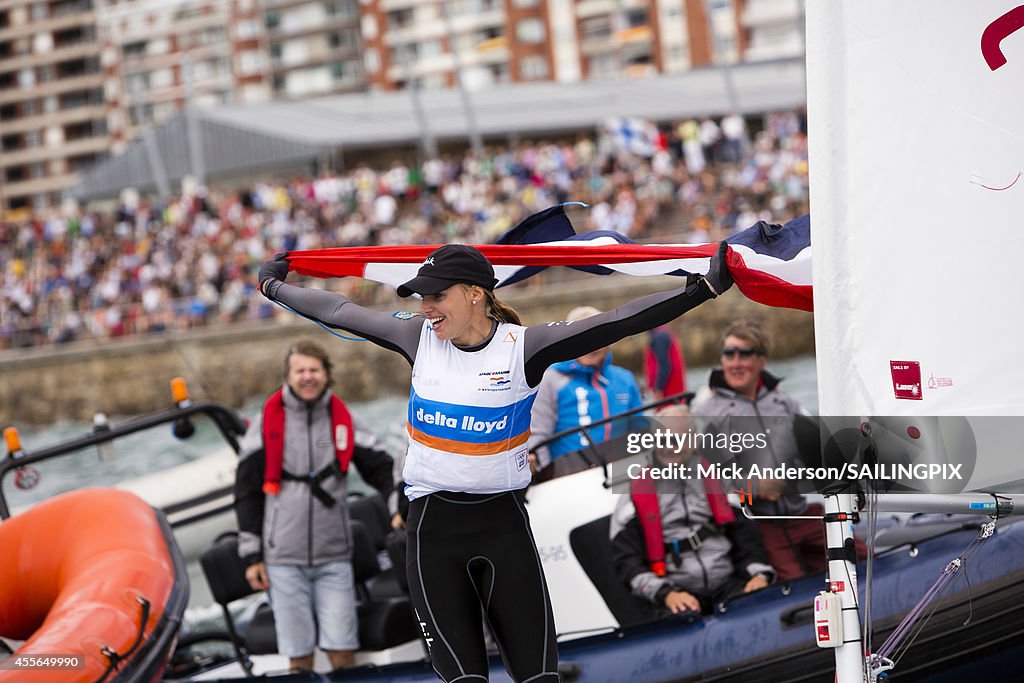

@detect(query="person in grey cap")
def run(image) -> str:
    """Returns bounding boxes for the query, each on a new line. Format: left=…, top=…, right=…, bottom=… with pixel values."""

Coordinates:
left=259, top=240, right=733, bottom=683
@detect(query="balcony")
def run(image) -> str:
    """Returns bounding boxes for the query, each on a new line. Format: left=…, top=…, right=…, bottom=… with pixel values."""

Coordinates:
left=270, top=43, right=362, bottom=72
left=0, top=72, right=104, bottom=104
left=0, top=10, right=96, bottom=42
left=1, top=170, right=85, bottom=200
left=0, top=41, right=100, bottom=73
left=0, top=134, right=110, bottom=167
left=576, top=0, right=617, bottom=19
left=743, top=0, right=802, bottom=27
left=0, top=103, right=106, bottom=134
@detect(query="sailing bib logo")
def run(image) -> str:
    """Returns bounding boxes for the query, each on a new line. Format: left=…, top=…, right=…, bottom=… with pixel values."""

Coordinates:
left=890, top=361, right=923, bottom=400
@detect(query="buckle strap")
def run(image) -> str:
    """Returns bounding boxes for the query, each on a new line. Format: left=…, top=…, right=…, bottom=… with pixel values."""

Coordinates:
left=663, top=522, right=719, bottom=562
left=280, top=465, right=340, bottom=508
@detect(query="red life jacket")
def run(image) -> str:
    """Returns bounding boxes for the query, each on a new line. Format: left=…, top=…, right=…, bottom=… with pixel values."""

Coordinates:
left=630, top=457, right=735, bottom=577
left=261, top=389, right=354, bottom=495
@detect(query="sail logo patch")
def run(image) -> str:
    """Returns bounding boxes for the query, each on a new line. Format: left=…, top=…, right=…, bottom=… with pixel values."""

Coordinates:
left=890, top=361, right=923, bottom=400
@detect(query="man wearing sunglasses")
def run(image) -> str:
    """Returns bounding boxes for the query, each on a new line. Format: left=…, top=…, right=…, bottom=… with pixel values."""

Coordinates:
left=692, top=319, right=824, bottom=581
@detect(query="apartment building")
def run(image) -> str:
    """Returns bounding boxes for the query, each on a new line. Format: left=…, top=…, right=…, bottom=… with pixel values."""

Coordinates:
left=98, top=0, right=271, bottom=154
left=741, top=0, right=804, bottom=62
left=264, top=0, right=366, bottom=99
left=0, top=0, right=108, bottom=214
left=0, top=0, right=802, bottom=213
left=361, top=0, right=765, bottom=90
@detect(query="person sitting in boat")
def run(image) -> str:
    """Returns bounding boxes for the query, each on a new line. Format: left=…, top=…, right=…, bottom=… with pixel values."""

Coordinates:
left=691, top=319, right=861, bottom=581
left=611, top=404, right=775, bottom=616
left=234, top=339, right=396, bottom=673
left=528, top=305, right=644, bottom=470
left=257, top=241, right=733, bottom=683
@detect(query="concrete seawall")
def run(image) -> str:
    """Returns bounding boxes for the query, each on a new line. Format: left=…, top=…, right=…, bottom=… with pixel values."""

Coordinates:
left=0, top=276, right=814, bottom=425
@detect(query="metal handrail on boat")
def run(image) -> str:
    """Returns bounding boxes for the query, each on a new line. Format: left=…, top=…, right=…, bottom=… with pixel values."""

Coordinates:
left=530, top=390, right=693, bottom=485
left=0, top=401, right=248, bottom=520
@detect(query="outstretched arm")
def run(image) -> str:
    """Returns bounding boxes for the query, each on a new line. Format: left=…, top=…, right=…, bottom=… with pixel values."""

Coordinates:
left=259, top=254, right=422, bottom=364
left=523, top=243, right=733, bottom=387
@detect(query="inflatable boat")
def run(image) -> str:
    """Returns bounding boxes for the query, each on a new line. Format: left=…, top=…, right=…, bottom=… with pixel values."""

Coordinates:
left=0, top=488, right=189, bottom=682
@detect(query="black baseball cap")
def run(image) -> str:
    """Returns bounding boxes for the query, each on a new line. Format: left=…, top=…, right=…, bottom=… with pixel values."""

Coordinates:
left=397, top=244, right=499, bottom=298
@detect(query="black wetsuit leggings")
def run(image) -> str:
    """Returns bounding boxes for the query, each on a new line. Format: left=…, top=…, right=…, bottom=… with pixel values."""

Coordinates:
left=406, top=489, right=560, bottom=682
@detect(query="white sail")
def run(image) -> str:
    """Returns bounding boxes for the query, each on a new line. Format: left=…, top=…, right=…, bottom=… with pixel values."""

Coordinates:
left=806, top=2, right=1024, bottom=492
left=807, top=1, right=1024, bottom=419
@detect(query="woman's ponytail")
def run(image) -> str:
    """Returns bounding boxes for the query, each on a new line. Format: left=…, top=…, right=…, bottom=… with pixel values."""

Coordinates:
left=483, top=290, right=521, bottom=325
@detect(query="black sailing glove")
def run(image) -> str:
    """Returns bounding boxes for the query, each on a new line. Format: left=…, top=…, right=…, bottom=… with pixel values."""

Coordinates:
left=258, top=252, right=290, bottom=297
left=703, top=242, right=733, bottom=297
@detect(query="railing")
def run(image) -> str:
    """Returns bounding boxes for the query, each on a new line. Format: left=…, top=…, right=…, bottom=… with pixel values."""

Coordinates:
left=531, top=390, right=693, bottom=485
left=0, top=400, right=248, bottom=519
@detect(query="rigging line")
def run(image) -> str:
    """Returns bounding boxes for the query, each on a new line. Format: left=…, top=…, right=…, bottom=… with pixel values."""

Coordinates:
left=271, top=299, right=368, bottom=342
left=881, top=520, right=995, bottom=664
left=171, top=338, right=213, bottom=400
left=864, top=487, right=877, bottom=656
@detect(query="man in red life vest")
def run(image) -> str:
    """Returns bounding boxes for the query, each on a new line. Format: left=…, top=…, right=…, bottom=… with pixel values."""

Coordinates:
left=611, top=404, right=774, bottom=615
left=234, top=339, right=394, bottom=672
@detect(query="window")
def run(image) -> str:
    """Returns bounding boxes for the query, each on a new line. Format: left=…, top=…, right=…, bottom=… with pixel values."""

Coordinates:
left=388, top=8, right=413, bottom=28
left=624, top=8, right=648, bottom=28
left=516, top=18, right=545, bottom=44
left=6, top=166, right=27, bottom=183
left=60, top=87, right=102, bottom=109
left=123, top=40, right=147, bottom=58
left=198, top=27, right=225, bottom=46
left=519, top=55, right=548, bottom=80
left=69, top=152, right=105, bottom=173
left=325, top=0, right=355, bottom=18
left=1, top=134, right=21, bottom=151
left=125, top=71, right=150, bottom=93
left=420, top=40, right=442, bottom=58
left=65, top=119, right=105, bottom=140
left=237, top=50, right=264, bottom=75
left=363, top=47, right=379, bottom=73
left=235, top=19, right=260, bottom=39
left=150, top=67, right=173, bottom=89
left=581, top=16, right=612, bottom=40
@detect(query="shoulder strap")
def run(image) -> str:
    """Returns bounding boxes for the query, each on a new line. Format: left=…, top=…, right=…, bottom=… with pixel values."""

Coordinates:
left=329, top=394, right=354, bottom=473
left=630, top=471, right=667, bottom=577
left=699, top=456, right=736, bottom=525
left=261, top=389, right=285, bottom=495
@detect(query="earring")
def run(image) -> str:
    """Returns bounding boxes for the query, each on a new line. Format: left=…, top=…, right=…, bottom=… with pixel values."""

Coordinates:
left=473, top=300, right=478, bottom=305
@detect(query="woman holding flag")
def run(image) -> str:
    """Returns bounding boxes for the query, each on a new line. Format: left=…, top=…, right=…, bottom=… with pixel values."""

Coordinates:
left=258, top=239, right=732, bottom=683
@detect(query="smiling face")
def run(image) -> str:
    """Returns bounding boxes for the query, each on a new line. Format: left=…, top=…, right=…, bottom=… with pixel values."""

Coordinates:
left=286, top=352, right=329, bottom=402
left=721, top=334, right=766, bottom=400
left=420, top=283, right=492, bottom=346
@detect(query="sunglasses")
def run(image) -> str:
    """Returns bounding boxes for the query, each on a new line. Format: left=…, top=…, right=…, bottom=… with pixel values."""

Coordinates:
left=722, top=347, right=760, bottom=359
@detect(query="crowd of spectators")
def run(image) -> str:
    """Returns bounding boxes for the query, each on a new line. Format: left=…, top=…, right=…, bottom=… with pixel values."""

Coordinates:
left=0, top=110, right=809, bottom=350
